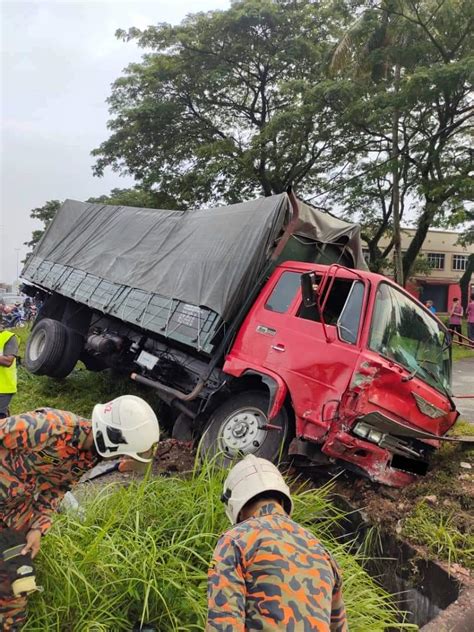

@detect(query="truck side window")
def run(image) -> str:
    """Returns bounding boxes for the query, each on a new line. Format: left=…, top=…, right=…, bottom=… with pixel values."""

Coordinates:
left=265, top=272, right=301, bottom=313
left=297, top=278, right=355, bottom=325
left=337, top=281, right=364, bottom=344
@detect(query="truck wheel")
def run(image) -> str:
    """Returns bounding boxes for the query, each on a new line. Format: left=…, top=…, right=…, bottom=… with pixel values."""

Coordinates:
left=49, top=328, right=84, bottom=378
left=25, top=318, right=67, bottom=375
left=172, top=413, right=194, bottom=442
left=200, top=391, right=289, bottom=465
left=25, top=319, right=82, bottom=378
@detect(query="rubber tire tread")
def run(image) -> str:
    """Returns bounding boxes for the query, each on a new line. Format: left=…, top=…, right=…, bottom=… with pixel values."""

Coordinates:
left=49, top=328, right=84, bottom=378
left=25, top=318, right=68, bottom=376
left=172, top=413, right=194, bottom=442
left=200, top=390, right=289, bottom=466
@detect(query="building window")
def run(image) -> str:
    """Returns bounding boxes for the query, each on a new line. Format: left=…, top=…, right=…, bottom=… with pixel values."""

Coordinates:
left=427, top=253, right=445, bottom=270
left=452, top=254, right=468, bottom=271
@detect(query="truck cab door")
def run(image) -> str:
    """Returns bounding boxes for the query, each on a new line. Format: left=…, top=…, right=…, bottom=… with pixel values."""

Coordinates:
left=264, top=274, right=367, bottom=441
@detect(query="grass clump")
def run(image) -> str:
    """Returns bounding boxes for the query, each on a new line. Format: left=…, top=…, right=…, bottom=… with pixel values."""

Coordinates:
left=402, top=502, right=474, bottom=568
left=400, top=423, right=474, bottom=569
left=25, top=467, right=414, bottom=631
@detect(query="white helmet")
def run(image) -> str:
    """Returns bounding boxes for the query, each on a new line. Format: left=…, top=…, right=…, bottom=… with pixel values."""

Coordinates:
left=92, top=395, right=160, bottom=463
left=221, top=454, right=293, bottom=524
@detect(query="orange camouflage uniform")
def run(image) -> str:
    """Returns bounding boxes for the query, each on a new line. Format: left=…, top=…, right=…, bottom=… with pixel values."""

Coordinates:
left=207, top=502, right=347, bottom=632
left=0, top=408, right=98, bottom=630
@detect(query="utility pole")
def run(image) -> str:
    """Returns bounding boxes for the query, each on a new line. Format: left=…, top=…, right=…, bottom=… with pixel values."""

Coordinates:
left=14, top=248, right=20, bottom=283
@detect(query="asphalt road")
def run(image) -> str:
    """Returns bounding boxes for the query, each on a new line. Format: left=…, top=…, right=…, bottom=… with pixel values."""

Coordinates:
left=452, top=357, right=474, bottom=423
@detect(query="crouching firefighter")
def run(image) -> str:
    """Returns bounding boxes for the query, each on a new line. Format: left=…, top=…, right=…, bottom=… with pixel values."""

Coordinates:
left=0, top=396, right=160, bottom=630
left=207, top=455, right=348, bottom=632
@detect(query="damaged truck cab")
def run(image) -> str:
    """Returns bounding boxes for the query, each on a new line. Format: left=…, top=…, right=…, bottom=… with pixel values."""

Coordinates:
left=222, top=263, right=457, bottom=487
left=21, top=192, right=459, bottom=487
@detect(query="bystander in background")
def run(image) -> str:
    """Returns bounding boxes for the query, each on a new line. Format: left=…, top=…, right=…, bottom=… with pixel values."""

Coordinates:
left=466, top=294, right=474, bottom=344
left=448, top=297, right=463, bottom=343
left=425, top=300, right=437, bottom=314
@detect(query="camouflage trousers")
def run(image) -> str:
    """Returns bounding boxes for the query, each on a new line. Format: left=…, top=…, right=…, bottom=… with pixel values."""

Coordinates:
left=0, top=523, right=28, bottom=631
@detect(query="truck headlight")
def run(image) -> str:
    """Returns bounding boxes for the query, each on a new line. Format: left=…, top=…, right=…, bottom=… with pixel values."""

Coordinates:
left=353, top=422, right=370, bottom=438
left=368, top=429, right=383, bottom=444
left=353, top=422, right=384, bottom=445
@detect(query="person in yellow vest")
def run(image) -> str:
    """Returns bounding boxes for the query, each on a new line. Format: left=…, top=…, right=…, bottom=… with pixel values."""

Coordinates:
left=0, top=326, right=18, bottom=419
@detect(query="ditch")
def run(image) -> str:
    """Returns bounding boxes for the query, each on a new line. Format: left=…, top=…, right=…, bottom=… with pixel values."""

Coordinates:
left=335, top=497, right=473, bottom=631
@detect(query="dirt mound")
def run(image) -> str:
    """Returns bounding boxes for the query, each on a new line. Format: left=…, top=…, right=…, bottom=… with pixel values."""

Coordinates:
left=152, top=439, right=196, bottom=475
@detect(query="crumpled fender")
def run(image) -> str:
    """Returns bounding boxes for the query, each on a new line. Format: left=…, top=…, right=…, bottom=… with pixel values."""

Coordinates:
left=223, top=356, right=288, bottom=420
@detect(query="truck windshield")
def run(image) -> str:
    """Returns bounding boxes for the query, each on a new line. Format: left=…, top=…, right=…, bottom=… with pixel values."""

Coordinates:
left=369, top=283, right=451, bottom=393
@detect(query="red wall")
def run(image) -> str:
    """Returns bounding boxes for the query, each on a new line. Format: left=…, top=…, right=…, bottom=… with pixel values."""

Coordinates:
left=447, top=284, right=461, bottom=306
left=405, top=281, right=420, bottom=299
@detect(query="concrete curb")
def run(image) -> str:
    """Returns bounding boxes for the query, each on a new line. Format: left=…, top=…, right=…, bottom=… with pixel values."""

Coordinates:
left=420, top=586, right=474, bottom=632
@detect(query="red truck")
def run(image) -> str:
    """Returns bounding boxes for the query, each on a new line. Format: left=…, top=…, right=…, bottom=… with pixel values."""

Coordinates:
left=22, top=191, right=459, bottom=486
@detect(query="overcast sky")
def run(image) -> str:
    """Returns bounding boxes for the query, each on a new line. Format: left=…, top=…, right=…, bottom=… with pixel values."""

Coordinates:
left=0, top=0, right=229, bottom=283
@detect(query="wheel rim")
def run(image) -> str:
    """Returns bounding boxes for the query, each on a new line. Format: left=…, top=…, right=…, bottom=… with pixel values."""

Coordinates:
left=218, top=407, right=268, bottom=457
left=29, top=330, right=46, bottom=361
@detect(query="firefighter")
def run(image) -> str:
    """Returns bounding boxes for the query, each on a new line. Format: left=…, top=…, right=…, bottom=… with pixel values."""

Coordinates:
left=0, top=396, right=160, bottom=630
left=207, top=454, right=347, bottom=632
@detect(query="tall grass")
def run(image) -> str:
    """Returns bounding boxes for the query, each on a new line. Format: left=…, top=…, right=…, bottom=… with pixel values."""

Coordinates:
left=24, top=466, right=416, bottom=632
left=403, top=502, right=474, bottom=568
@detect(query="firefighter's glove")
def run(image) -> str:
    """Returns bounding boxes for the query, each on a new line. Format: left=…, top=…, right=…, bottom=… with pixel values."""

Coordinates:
left=0, top=530, right=39, bottom=597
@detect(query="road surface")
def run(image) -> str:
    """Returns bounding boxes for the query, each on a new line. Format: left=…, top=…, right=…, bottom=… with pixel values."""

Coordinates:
left=452, top=357, right=474, bottom=423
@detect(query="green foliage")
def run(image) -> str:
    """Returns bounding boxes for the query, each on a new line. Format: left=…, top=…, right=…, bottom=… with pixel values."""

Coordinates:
left=402, top=502, right=474, bottom=567
left=86, top=187, right=180, bottom=210
left=92, top=0, right=354, bottom=206
left=328, top=0, right=473, bottom=280
left=24, top=470, right=415, bottom=631
left=24, top=200, right=62, bottom=255
left=28, top=2, right=472, bottom=273
left=400, top=417, right=474, bottom=569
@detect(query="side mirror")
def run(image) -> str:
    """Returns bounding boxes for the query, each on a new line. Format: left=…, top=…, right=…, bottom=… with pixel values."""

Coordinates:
left=301, top=272, right=318, bottom=307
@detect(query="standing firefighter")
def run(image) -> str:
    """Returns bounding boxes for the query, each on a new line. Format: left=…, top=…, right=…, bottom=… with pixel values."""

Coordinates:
left=0, top=327, right=18, bottom=420
left=207, top=455, right=347, bottom=632
left=0, top=396, right=160, bottom=630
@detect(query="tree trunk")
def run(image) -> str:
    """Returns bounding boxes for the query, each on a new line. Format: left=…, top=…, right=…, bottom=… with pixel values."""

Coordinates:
left=391, top=63, right=403, bottom=286
left=460, top=253, right=474, bottom=310
left=402, top=199, right=438, bottom=281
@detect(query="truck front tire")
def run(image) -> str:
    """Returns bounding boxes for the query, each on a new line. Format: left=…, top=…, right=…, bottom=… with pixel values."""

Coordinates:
left=25, top=318, right=83, bottom=378
left=199, top=391, right=289, bottom=465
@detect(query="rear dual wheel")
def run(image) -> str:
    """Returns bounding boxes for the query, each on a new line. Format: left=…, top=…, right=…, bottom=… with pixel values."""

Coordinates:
left=25, top=318, right=83, bottom=378
left=199, top=391, right=289, bottom=465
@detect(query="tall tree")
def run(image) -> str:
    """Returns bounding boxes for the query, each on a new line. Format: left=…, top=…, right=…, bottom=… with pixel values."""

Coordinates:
left=92, top=0, right=354, bottom=207
left=24, top=200, right=62, bottom=256
left=329, top=0, right=473, bottom=284
left=86, top=187, right=177, bottom=209
left=456, top=208, right=474, bottom=308
left=330, top=0, right=408, bottom=283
